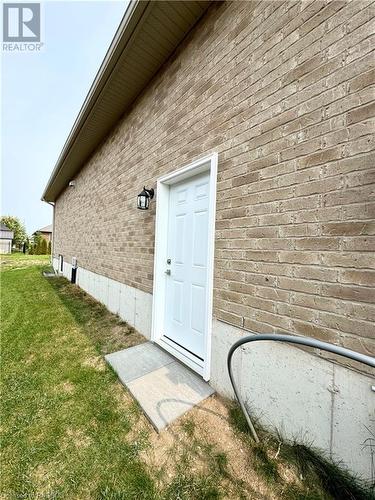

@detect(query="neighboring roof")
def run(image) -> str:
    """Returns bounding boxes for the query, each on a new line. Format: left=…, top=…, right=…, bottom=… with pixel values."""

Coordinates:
left=42, top=0, right=211, bottom=202
left=0, top=223, right=13, bottom=232
left=0, top=223, right=14, bottom=239
left=36, top=224, right=53, bottom=233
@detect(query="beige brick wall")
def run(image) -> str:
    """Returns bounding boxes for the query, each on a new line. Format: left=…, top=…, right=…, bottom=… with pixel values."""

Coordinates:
left=54, top=0, right=375, bottom=360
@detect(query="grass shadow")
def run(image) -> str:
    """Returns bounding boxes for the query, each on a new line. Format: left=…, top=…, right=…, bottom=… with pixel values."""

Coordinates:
left=44, top=273, right=146, bottom=356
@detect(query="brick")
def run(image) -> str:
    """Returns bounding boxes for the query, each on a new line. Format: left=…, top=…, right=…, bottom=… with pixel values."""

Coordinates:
left=320, top=252, right=375, bottom=269
left=295, top=177, right=343, bottom=197
left=251, top=186, right=294, bottom=204
left=342, top=335, right=375, bottom=357
left=291, top=320, right=341, bottom=345
left=232, top=171, right=260, bottom=187
left=322, top=284, right=375, bottom=303
left=280, top=195, right=320, bottom=213
left=291, top=292, right=343, bottom=315
left=252, top=309, right=291, bottom=330
left=347, top=102, right=375, bottom=125
left=256, top=237, right=294, bottom=250
left=220, top=207, right=247, bottom=219
left=242, top=295, right=276, bottom=313
left=348, top=118, right=375, bottom=141
left=278, top=276, right=321, bottom=295
left=228, top=281, right=257, bottom=295
left=321, top=222, right=375, bottom=236
left=294, top=237, right=340, bottom=251
left=293, top=265, right=338, bottom=283
left=282, top=54, right=326, bottom=85
left=245, top=251, right=278, bottom=262
left=318, top=312, right=375, bottom=339
left=349, top=68, right=375, bottom=93
left=278, top=303, right=317, bottom=323
left=279, top=224, right=319, bottom=237
left=297, top=146, right=343, bottom=169
left=216, top=309, right=243, bottom=328
left=343, top=201, right=375, bottom=220
left=278, top=251, right=320, bottom=265
left=339, top=270, right=375, bottom=287
left=320, top=152, right=375, bottom=177
left=256, top=286, right=290, bottom=303
left=345, top=168, right=375, bottom=188
left=323, top=185, right=375, bottom=207
left=278, top=166, right=320, bottom=188
left=246, top=227, right=278, bottom=238
left=342, top=236, right=375, bottom=252
left=258, top=212, right=294, bottom=226
left=243, top=317, right=274, bottom=334
left=281, top=138, right=322, bottom=162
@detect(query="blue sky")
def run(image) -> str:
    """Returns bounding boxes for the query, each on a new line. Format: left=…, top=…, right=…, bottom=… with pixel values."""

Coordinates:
left=2, top=1, right=128, bottom=234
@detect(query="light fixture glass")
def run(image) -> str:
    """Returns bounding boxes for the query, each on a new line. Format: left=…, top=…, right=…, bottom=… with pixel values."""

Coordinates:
left=137, top=187, right=154, bottom=210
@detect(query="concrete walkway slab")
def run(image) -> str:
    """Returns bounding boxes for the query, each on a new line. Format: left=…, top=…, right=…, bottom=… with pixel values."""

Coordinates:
left=105, top=342, right=214, bottom=431
left=105, top=342, right=174, bottom=384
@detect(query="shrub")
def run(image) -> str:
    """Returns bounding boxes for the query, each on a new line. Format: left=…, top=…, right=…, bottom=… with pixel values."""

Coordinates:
left=41, top=239, right=47, bottom=255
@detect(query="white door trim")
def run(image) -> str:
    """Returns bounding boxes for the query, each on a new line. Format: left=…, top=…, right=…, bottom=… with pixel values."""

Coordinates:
left=151, top=153, right=218, bottom=381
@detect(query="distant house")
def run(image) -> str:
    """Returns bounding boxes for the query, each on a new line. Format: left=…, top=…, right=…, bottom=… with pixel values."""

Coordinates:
left=34, top=224, right=53, bottom=243
left=0, top=223, right=14, bottom=254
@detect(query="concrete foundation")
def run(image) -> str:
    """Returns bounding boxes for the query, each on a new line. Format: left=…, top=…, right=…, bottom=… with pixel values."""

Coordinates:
left=51, top=258, right=374, bottom=481
left=210, top=319, right=374, bottom=482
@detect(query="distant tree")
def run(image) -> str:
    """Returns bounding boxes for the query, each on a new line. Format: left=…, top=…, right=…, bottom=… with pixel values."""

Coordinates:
left=29, top=246, right=34, bottom=255
left=41, top=239, right=48, bottom=255
left=0, top=216, right=27, bottom=248
left=32, top=234, right=42, bottom=255
left=47, top=241, right=52, bottom=254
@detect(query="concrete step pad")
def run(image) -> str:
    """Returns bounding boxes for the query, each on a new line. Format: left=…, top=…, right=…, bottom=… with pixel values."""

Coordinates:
left=105, top=342, right=214, bottom=431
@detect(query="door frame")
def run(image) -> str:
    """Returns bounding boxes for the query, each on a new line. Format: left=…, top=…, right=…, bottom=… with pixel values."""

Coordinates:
left=151, top=152, right=218, bottom=381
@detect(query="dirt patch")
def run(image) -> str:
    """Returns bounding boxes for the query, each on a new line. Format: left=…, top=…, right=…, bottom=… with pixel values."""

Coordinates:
left=142, top=395, right=280, bottom=498
left=25, top=353, right=36, bottom=365
left=64, top=428, right=92, bottom=449
left=31, top=462, right=62, bottom=498
left=99, top=322, right=145, bottom=355
left=82, top=355, right=106, bottom=372
left=54, top=381, right=75, bottom=395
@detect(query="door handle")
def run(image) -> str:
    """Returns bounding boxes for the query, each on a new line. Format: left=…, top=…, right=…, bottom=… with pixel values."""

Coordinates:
left=165, top=269, right=171, bottom=275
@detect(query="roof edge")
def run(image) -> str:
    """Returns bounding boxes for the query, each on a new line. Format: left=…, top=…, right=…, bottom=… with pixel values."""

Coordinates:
left=41, top=0, right=149, bottom=202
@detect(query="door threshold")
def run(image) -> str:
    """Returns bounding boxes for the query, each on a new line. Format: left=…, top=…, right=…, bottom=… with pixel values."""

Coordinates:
left=156, top=336, right=204, bottom=377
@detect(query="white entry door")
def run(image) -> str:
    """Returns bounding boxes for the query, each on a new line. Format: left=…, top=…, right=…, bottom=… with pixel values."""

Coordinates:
left=163, top=171, right=210, bottom=360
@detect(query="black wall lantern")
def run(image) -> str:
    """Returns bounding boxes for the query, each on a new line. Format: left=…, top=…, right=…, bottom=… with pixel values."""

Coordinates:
left=137, top=187, right=154, bottom=210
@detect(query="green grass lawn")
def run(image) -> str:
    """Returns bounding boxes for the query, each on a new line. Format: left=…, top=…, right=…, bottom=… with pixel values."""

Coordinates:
left=1, top=256, right=155, bottom=499
left=1, top=255, right=371, bottom=500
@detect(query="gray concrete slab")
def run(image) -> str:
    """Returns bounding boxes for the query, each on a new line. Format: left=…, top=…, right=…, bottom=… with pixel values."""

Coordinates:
left=105, top=342, right=215, bottom=431
left=105, top=342, right=174, bottom=384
